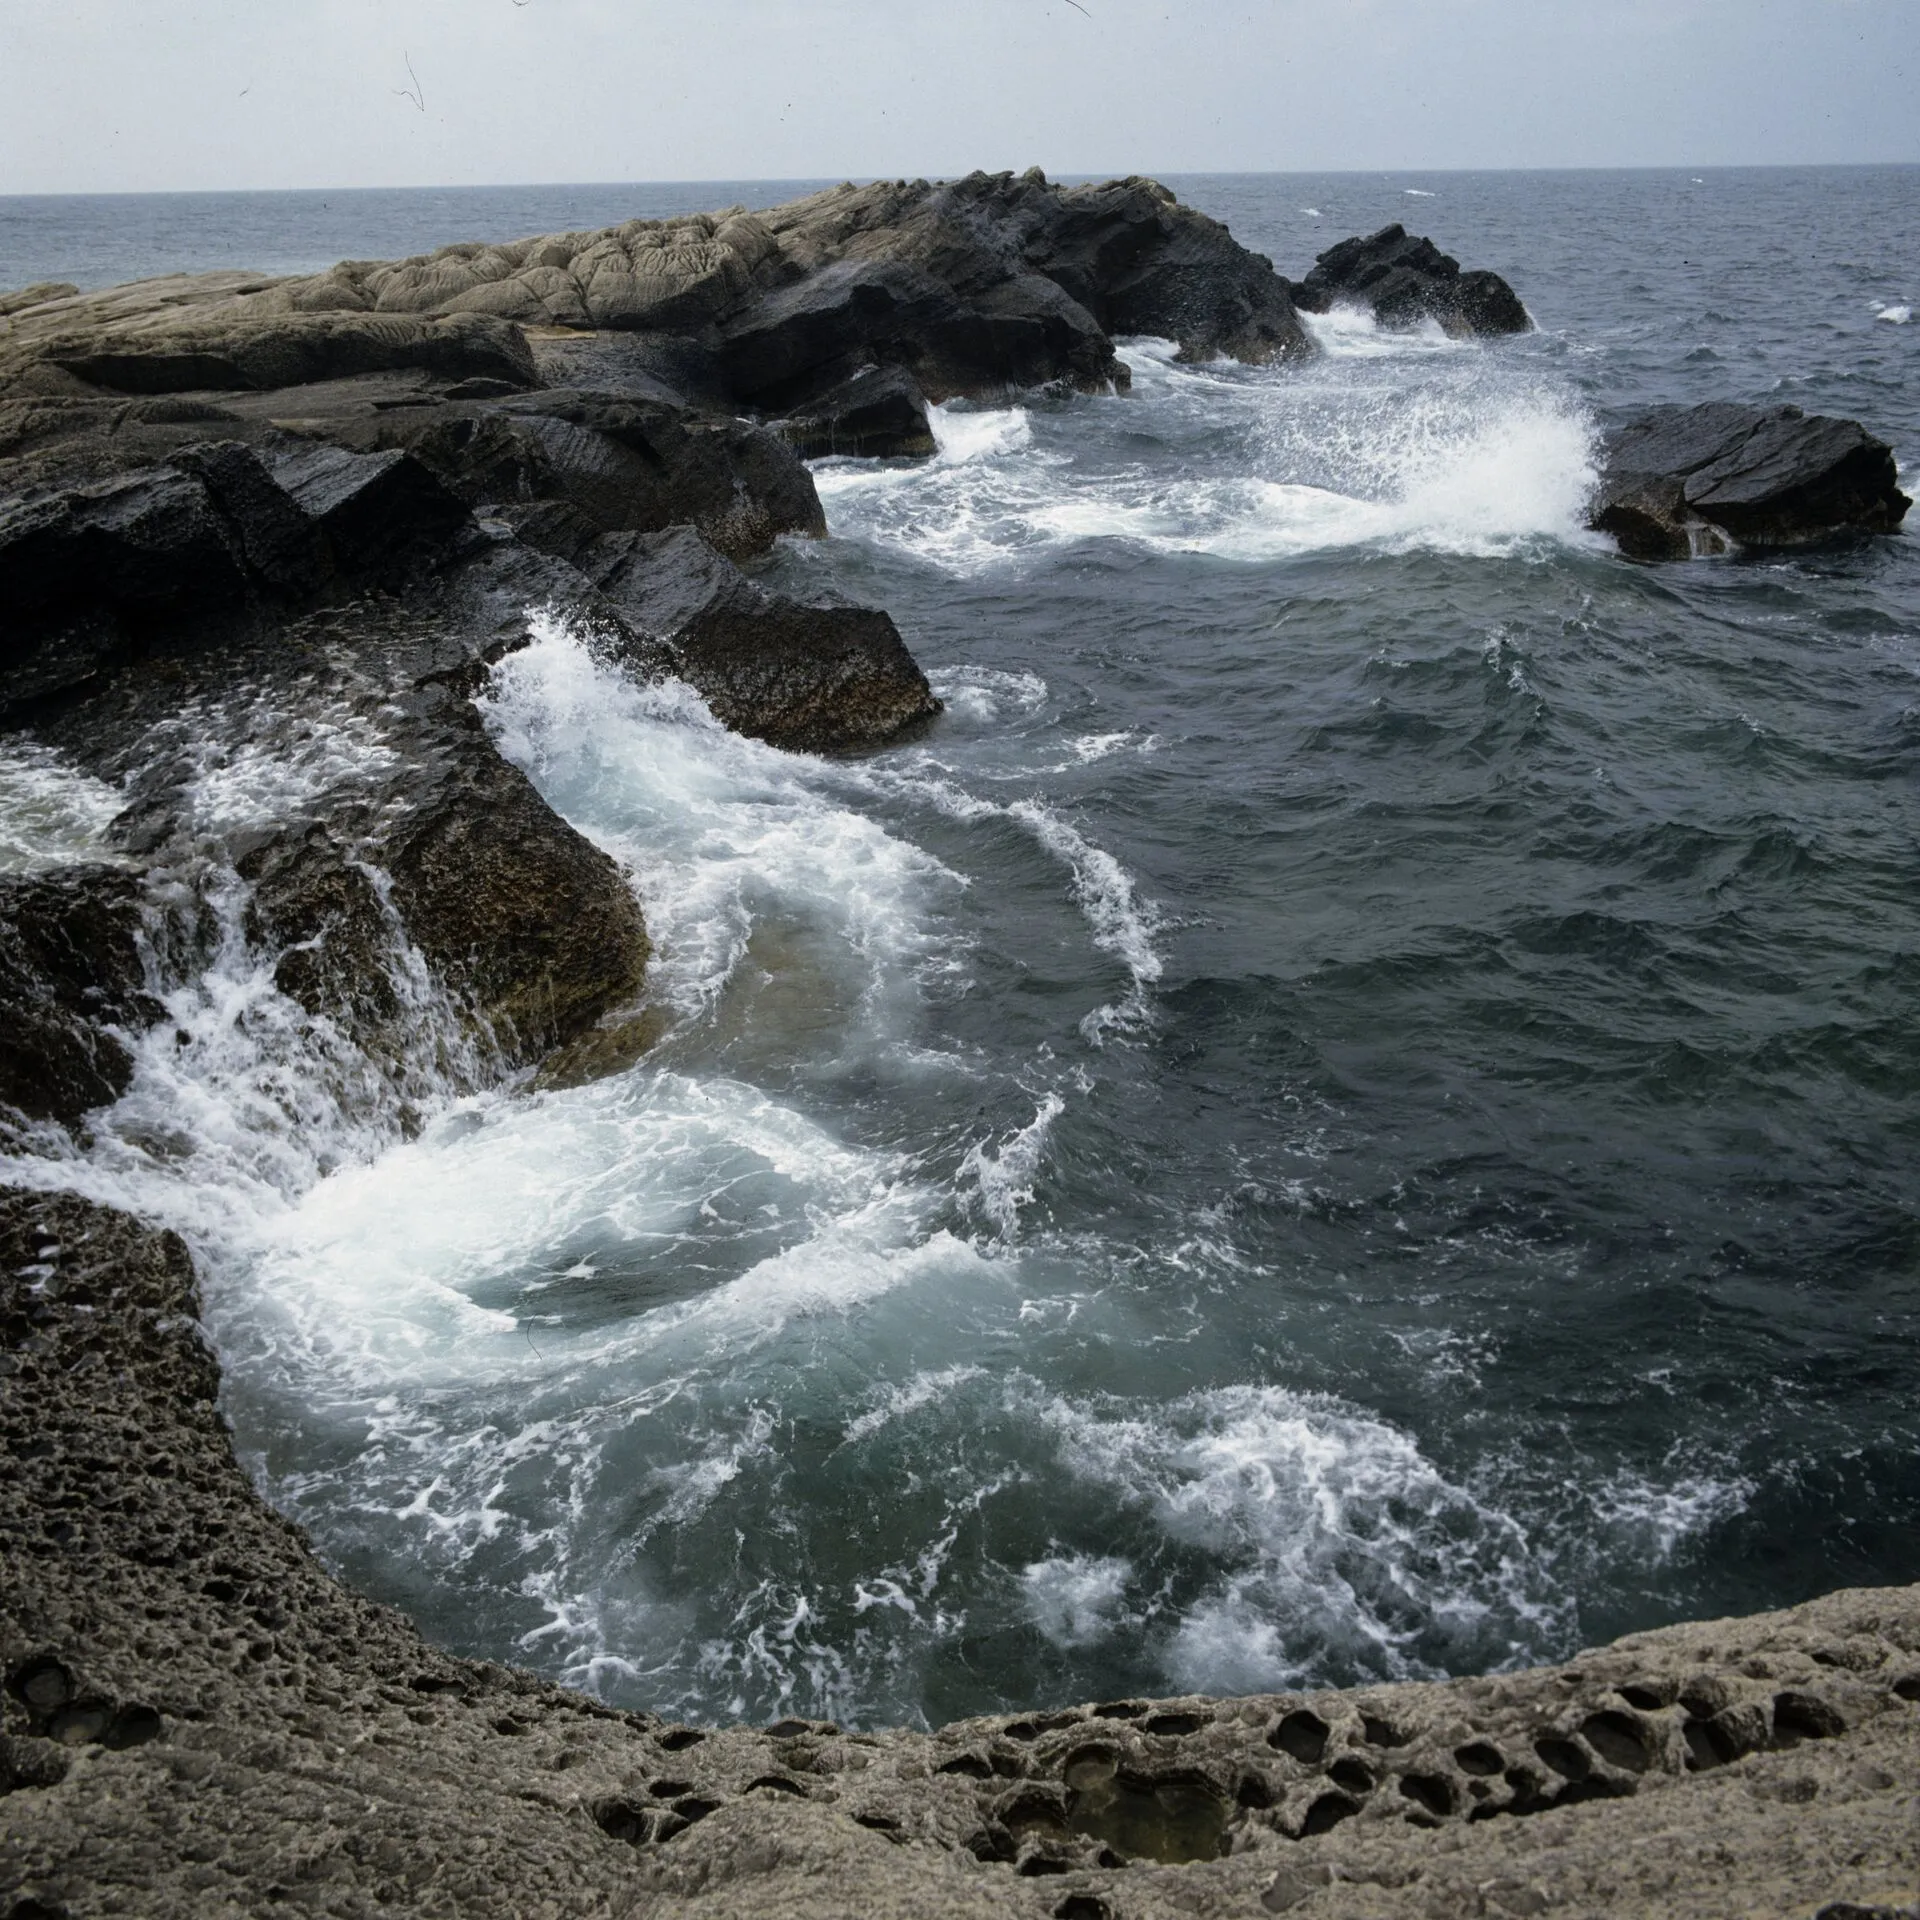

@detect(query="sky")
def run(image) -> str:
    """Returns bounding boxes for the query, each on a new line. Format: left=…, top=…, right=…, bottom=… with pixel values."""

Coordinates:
left=0, top=0, right=1915, bottom=196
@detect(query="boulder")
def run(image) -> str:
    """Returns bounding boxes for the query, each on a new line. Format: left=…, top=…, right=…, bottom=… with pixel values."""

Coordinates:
left=778, top=364, right=937, bottom=460
left=1589, top=402, right=1911, bottom=559
left=1289, top=225, right=1529, bottom=336
left=587, top=525, right=941, bottom=753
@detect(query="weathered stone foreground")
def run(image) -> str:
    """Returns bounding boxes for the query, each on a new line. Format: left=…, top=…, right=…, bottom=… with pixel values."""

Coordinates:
left=3, top=1183, right=1916, bottom=1918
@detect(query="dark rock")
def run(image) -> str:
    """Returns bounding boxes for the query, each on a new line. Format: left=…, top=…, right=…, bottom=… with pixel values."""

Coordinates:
left=1289, top=225, right=1529, bottom=336
left=167, top=440, right=332, bottom=595
left=588, top=525, right=940, bottom=753
left=714, top=256, right=1119, bottom=411
left=0, top=866, right=154, bottom=1132
left=269, top=443, right=473, bottom=577
left=777, top=365, right=937, bottom=460
left=1589, top=402, right=1911, bottom=559
left=0, top=467, right=247, bottom=629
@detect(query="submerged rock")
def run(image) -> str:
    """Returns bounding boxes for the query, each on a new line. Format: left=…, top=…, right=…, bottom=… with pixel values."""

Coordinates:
left=1289, top=225, right=1529, bottom=336
left=588, top=524, right=941, bottom=753
left=1590, top=401, right=1911, bottom=559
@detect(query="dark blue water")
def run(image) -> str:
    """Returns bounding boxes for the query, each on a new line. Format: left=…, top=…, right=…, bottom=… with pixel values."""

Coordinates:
left=7, top=170, right=1916, bottom=1731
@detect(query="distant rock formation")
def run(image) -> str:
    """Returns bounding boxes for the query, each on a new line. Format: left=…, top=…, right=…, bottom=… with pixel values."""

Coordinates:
left=1288, top=225, right=1530, bottom=336
left=1589, top=401, right=1911, bottom=559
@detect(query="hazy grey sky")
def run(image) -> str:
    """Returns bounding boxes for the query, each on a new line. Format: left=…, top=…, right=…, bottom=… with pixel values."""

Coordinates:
left=1, top=0, right=1914, bottom=196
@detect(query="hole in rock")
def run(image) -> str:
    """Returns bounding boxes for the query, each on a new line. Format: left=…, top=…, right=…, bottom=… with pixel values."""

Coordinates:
left=1062, top=1748, right=1119, bottom=1794
left=1067, top=1769, right=1231, bottom=1865
left=1054, top=1898, right=1111, bottom=1920
left=102, top=1705, right=162, bottom=1750
left=591, top=1798, right=649, bottom=1844
left=765, top=1719, right=813, bottom=1738
left=1771, top=1692, right=1846, bottom=1744
left=1018, top=1855, right=1072, bottom=1877
left=1893, top=1676, right=1920, bottom=1703
left=1003, top=1791, right=1071, bottom=1836
left=968, top=1828, right=1017, bottom=1863
left=658, top=1727, right=705, bottom=1752
left=1360, top=1715, right=1408, bottom=1748
left=1143, top=1712, right=1204, bottom=1737
left=1004, top=1722, right=1041, bottom=1742
left=853, top=1813, right=902, bottom=1833
left=1399, top=1773, right=1455, bottom=1818
left=1327, top=1759, right=1373, bottom=1795
left=1236, top=1773, right=1278, bottom=1810
left=671, top=1797, right=720, bottom=1824
left=9, top=1660, right=73, bottom=1715
left=745, top=1774, right=806, bottom=1796
left=1269, top=1711, right=1330, bottom=1765
left=1093, top=1702, right=1144, bottom=1720
left=1617, top=1684, right=1670, bottom=1710
left=1580, top=1711, right=1652, bottom=1773
left=1682, top=1717, right=1741, bottom=1770
left=1455, top=1742, right=1504, bottom=1776
left=937, top=1753, right=995, bottom=1779
left=1299, top=1792, right=1360, bottom=1837
left=648, top=1780, right=694, bottom=1800
left=47, top=1702, right=112, bottom=1746
left=1533, top=1738, right=1590, bottom=1782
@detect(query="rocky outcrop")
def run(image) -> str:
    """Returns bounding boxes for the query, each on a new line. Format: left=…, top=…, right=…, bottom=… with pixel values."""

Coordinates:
left=584, top=525, right=941, bottom=753
left=1588, top=402, right=1912, bottom=559
left=1, top=172, right=1313, bottom=446
left=777, top=365, right=938, bottom=460
left=3, top=1181, right=1918, bottom=1919
left=1288, top=226, right=1529, bottom=336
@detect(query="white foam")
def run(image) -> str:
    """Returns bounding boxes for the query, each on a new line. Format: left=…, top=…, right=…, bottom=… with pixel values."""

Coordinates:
left=1404, top=188, right=1436, bottom=197
left=0, top=742, right=126, bottom=873
left=961, top=1093, right=1065, bottom=1239
left=1037, top=1383, right=1562, bottom=1692
left=1591, top=1470, right=1753, bottom=1562
left=929, top=402, right=1034, bottom=465
left=1875, top=304, right=1911, bottom=325
left=480, top=612, right=964, bottom=1030
left=1021, top=1553, right=1132, bottom=1648
left=817, top=332, right=1601, bottom=572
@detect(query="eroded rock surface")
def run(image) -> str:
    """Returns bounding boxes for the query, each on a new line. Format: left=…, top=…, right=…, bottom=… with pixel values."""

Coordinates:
left=2, top=1186, right=1917, bottom=1919
left=1588, top=402, right=1912, bottom=559
left=1288, top=225, right=1529, bottom=336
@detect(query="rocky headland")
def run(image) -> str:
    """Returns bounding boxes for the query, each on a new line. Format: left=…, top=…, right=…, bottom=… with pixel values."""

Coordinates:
left=1, top=173, right=1916, bottom=1917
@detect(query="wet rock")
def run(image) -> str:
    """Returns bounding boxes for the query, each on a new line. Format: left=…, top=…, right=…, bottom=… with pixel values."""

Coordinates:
left=777, top=364, right=938, bottom=460
left=1288, top=224, right=1529, bottom=336
left=1589, top=401, right=1911, bottom=558
left=269, top=442, right=472, bottom=577
left=0, top=866, right=154, bottom=1131
left=587, top=525, right=941, bottom=753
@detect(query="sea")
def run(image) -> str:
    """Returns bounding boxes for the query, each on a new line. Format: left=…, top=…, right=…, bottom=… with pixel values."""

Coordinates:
left=2, top=168, right=1916, bottom=1731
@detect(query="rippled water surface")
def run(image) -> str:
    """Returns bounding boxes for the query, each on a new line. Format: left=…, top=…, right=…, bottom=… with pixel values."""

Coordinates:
left=5, top=170, right=1917, bottom=1729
